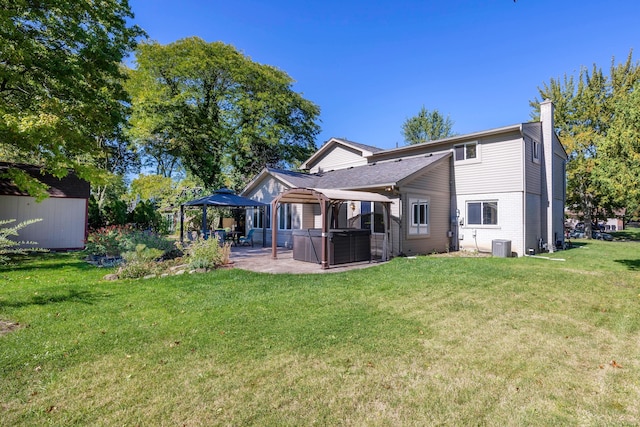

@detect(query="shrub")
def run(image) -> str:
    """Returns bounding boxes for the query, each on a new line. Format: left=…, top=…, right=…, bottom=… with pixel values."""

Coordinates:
left=85, top=226, right=175, bottom=258
left=118, top=244, right=165, bottom=279
left=0, top=218, right=47, bottom=265
left=85, top=225, right=132, bottom=257
left=187, top=237, right=231, bottom=270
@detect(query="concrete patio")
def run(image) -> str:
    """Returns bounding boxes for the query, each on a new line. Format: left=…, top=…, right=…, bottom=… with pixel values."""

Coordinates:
left=229, top=245, right=385, bottom=274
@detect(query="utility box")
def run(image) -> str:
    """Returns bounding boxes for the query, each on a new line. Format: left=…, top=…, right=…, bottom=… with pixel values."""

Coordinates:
left=492, top=239, right=512, bottom=257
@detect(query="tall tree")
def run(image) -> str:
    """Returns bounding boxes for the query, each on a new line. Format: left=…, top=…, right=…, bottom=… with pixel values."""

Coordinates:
left=530, top=51, right=640, bottom=235
left=0, top=0, right=144, bottom=197
left=127, top=37, right=321, bottom=191
left=402, top=106, right=455, bottom=145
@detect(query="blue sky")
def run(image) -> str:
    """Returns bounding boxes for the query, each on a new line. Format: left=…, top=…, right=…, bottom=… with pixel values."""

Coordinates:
left=128, top=0, right=640, bottom=150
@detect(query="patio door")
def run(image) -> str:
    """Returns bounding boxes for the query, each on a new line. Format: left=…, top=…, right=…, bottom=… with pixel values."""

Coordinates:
left=361, top=201, right=385, bottom=259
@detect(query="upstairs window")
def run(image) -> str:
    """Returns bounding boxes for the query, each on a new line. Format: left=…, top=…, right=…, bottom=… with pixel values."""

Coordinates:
left=454, top=142, right=477, bottom=161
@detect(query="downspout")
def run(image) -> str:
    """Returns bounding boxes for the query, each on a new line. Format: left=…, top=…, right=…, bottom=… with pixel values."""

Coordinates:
left=271, top=199, right=278, bottom=259
left=522, top=130, right=527, bottom=256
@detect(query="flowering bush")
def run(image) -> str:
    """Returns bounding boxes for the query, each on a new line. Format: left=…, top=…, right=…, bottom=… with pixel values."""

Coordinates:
left=85, top=225, right=132, bottom=257
left=85, top=226, right=175, bottom=257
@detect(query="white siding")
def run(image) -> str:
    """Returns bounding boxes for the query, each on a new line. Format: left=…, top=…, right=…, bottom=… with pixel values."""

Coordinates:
left=308, top=145, right=368, bottom=173
left=454, top=135, right=523, bottom=195
left=458, top=192, right=524, bottom=256
left=0, top=195, right=86, bottom=249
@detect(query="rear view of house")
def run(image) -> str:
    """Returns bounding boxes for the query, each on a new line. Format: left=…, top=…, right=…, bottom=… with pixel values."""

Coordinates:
left=243, top=100, right=567, bottom=258
left=0, top=163, right=90, bottom=250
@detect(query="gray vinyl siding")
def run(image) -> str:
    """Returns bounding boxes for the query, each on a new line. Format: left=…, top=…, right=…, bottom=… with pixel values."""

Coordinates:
left=308, top=145, right=368, bottom=173
left=525, top=193, right=542, bottom=253
left=522, top=123, right=543, bottom=195
left=454, top=134, right=523, bottom=195
left=400, top=159, right=451, bottom=255
left=553, top=151, right=566, bottom=199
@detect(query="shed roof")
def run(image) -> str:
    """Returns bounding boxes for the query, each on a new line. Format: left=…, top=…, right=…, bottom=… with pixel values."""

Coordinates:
left=0, top=163, right=90, bottom=198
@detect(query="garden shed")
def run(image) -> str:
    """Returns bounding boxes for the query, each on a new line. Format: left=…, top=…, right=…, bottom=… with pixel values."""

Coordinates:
left=0, top=163, right=90, bottom=250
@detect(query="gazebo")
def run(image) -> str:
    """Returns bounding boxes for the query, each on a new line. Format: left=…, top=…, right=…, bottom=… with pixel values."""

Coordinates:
left=180, top=188, right=267, bottom=244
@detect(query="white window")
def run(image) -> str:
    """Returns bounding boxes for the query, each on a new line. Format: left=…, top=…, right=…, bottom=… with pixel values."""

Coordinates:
left=467, top=201, right=498, bottom=225
left=360, top=202, right=385, bottom=233
left=252, top=205, right=271, bottom=229
left=278, top=204, right=292, bottom=230
left=408, top=197, right=429, bottom=235
left=454, top=142, right=477, bottom=161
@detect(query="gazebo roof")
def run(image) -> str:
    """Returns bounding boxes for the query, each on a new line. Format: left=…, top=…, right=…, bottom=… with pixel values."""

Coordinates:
left=183, top=188, right=266, bottom=208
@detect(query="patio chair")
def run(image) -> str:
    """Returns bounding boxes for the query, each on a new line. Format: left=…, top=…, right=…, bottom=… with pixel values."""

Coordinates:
left=238, top=229, right=255, bottom=247
left=213, top=230, right=227, bottom=244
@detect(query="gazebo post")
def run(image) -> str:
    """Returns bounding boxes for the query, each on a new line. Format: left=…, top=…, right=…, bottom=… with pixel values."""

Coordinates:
left=180, top=204, right=184, bottom=243
left=321, top=199, right=329, bottom=269
left=202, top=205, right=207, bottom=239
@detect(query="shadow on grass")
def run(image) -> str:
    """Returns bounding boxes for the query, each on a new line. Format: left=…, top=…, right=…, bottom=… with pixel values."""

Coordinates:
left=563, top=241, right=589, bottom=250
left=614, top=259, right=640, bottom=271
left=611, top=231, right=640, bottom=242
left=0, top=252, right=94, bottom=273
left=0, top=288, right=110, bottom=308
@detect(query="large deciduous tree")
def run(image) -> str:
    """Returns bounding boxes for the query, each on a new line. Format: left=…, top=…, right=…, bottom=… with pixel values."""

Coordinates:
left=0, top=0, right=144, bottom=198
left=530, top=51, right=640, bottom=236
left=127, top=37, right=321, bottom=191
left=402, top=106, right=455, bottom=145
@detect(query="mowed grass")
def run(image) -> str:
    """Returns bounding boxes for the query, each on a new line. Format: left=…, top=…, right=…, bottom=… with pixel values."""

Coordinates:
left=1, top=238, right=639, bottom=426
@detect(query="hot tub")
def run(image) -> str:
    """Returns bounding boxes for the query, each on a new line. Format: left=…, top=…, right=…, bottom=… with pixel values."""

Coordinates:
left=292, top=229, right=371, bottom=265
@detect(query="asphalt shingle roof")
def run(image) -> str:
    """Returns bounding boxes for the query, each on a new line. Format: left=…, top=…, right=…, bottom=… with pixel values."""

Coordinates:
left=269, top=152, right=449, bottom=191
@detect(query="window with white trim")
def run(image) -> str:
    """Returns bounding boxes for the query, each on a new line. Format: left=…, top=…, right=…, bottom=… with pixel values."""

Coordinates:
left=252, top=205, right=271, bottom=229
left=278, top=204, right=292, bottom=230
left=408, top=197, right=429, bottom=235
left=454, top=142, right=477, bottom=161
left=467, top=201, right=498, bottom=225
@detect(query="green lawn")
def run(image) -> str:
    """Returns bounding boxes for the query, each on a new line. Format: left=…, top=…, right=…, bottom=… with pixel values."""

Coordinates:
left=1, top=239, right=639, bottom=426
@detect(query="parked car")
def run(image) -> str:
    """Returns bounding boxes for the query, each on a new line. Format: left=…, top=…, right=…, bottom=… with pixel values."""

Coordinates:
left=569, top=229, right=585, bottom=239
left=593, top=231, right=613, bottom=241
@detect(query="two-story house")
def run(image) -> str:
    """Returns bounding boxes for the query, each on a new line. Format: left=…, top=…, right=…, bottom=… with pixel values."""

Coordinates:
left=242, top=100, right=567, bottom=259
